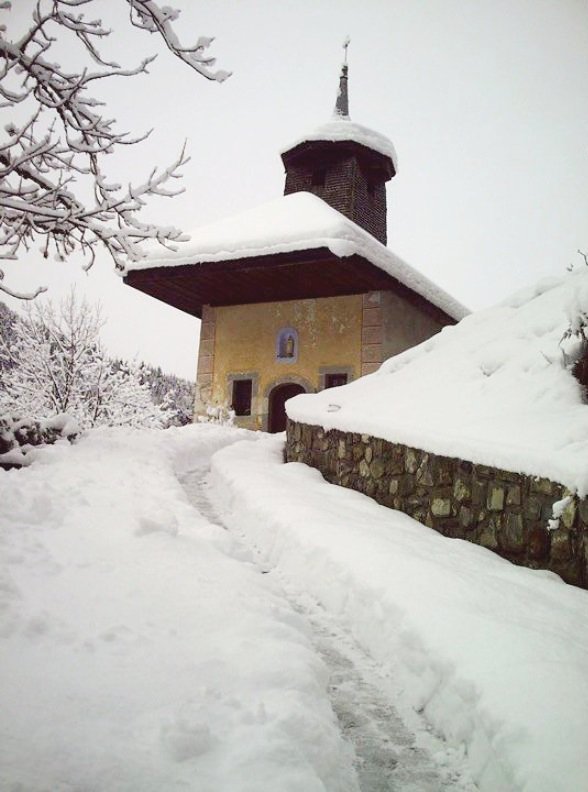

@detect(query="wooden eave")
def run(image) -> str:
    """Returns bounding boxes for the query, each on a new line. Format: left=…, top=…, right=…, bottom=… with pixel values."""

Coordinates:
left=124, top=247, right=455, bottom=326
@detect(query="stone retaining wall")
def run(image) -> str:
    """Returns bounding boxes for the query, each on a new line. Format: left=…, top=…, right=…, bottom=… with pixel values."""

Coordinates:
left=285, top=420, right=588, bottom=588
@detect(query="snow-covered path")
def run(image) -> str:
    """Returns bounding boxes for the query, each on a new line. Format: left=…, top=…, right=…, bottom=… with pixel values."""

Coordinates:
left=180, top=463, right=477, bottom=792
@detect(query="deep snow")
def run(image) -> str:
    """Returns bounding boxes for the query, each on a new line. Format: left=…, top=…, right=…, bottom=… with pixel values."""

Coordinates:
left=3, top=424, right=588, bottom=792
left=210, top=434, right=588, bottom=792
left=288, top=267, right=588, bottom=494
left=0, top=426, right=358, bottom=792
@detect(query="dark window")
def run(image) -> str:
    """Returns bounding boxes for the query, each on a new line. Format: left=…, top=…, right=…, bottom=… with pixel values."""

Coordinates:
left=232, top=379, right=252, bottom=416
left=311, top=168, right=326, bottom=187
left=325, top=373, right=348, bottom=389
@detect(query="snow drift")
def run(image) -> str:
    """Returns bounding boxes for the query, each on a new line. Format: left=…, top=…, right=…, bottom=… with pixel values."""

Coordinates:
left=211, top=435, right=588, bottom=792
left=0, top=425, right=358, bottom=792
left=288, top=267, right=588, bottom=494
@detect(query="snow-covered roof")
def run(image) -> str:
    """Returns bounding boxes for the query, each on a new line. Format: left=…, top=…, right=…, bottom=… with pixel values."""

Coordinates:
left=287, top=268, right=588, bottom=494
left=126, top=192, right=467, bottom=321
left=282, top=116, right=398, bottom=172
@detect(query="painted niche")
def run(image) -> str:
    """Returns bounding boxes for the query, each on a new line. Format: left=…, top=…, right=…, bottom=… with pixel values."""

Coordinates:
left=276, top=327, right=298, bottom=363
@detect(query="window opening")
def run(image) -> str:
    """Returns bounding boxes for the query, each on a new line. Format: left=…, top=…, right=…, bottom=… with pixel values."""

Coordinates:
left=232, top=379, right=252, bottom=416
left=325, top=373, right=348, bottom=389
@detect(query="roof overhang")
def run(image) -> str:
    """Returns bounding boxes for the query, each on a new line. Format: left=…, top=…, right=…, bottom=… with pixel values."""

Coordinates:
left=281, top=139, right=395, bottom=180
left=124, top=247, right=454, bottom=325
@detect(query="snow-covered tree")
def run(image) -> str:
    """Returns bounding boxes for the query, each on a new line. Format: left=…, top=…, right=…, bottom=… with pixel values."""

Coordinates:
left=0, top=290, right=172, bottom=427
left=0, top=0, right=229, bottom=299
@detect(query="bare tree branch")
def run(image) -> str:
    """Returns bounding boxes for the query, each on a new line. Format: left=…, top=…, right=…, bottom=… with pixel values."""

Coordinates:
left=0, top=0, right=229, bottom=298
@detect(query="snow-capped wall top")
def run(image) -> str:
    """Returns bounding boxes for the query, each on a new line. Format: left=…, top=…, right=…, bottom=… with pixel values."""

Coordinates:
left=287, top=268, right=588, bottom=494
left=282, top=117, right=398, bottom=171
left=126, top=192, right=466, bottom=321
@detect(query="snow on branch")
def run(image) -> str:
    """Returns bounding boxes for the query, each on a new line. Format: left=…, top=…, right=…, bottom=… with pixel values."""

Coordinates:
left=0, top=0, right=229, bottom=298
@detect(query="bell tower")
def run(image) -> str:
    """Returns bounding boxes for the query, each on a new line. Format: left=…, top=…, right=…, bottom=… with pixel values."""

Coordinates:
left=281, top=46, right=396, bottom=245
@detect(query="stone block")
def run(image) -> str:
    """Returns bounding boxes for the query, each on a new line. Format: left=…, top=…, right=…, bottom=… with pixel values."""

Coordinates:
left=578, top=498, right=588, bottom=526
left=431, top=498, right=451, bottom=517
left=459, top=506, right=473, bottom=529
left=352, top=444, right=364, bottom=462
left=531, top=477, right=555, bottom=496
left=197, top=355, right=213, bottom=375
left=365, top=479, right=377, bottom=497
left=362, top=344, right=383, bottom=363
left=370, top=458, right=386, bottom=479
left=337, top=439, right=347, bottom=459
left=487, top=484, right=505, bottom=511
left=438, top=462, right=454, bottom=486
left=500, top=512, right=525, bottom=553
left=453, top=477, right=471, bottom=503
left=196, top=372, right=212, bottom=387
left=472, top=480, right=486, bottom=506
left=359, top=459, right=370, bottom=478
left=550, top=530, right=572, bottom=563
left=364, top=445, right=373, bottom=463
left=362, top=325, right=383, bottom=345
left=524, top=497, right=542, bottom=521
left=389, top=478, right=400, bottom=495
left=199, top=320, right=215, bottom=341
left=528, top=528, right=550, bottom=560
left=362, top=306, right=382, bottom=327
left=478, top=526, right=498, bottom=550
left=405, top=448, right=419, bottom=474
left=386, top=454, right=405, bottom=476
left=560, top=496, right=577, bottom=530
left=416, top=456, right=434, bottom=486
left=506, top=485, right=521, bottom=506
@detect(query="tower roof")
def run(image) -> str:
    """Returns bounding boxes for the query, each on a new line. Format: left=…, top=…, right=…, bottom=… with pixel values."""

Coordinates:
left=281, top=52, right=397, bottom=174
left=281, top=118, right=397, bottom=173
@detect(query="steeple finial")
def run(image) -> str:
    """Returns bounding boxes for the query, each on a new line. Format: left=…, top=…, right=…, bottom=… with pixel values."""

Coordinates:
left=334, top=37, right=351, bottom=118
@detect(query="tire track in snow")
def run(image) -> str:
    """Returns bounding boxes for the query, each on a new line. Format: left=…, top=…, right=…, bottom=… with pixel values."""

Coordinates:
left=180, top=465, right=478, bottom=792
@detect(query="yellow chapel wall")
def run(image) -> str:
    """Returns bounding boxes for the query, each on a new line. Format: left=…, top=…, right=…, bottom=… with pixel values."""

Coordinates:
left=209, top=294, right=363, bottom=430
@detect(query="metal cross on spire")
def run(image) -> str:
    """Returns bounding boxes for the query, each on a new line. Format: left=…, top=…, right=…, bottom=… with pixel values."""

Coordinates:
left=343, top=36, right=350, bottom=64
left=334, top=37, right=351, bottom=118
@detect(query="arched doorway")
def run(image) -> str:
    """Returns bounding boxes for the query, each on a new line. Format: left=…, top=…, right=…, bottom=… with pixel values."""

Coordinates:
left=268, top=382, right=305, bottom=433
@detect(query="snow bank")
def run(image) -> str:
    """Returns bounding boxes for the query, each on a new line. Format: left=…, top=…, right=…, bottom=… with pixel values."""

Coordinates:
left=288, top=268, right=588, bottom=494
left=210, top=436, right=588, bottom=792
left=127, top=192, right=467, bottom=322
left=0, top=424, right=358, bottom=792
left=282, top=116, right=398, bottom=171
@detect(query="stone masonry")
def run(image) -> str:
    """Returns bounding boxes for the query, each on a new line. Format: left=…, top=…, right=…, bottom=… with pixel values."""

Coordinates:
left=285, top=420, right=588, bottom=589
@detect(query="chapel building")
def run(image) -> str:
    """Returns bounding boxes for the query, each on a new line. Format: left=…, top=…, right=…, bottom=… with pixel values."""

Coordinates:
left=124, top=60, right=467, bottom=432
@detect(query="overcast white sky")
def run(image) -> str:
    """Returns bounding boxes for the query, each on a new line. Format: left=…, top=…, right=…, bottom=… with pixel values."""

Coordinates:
left=3, top=0, right=588, bottom=380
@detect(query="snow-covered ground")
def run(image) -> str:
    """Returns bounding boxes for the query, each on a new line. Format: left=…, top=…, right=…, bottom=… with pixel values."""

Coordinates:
left=0, top=426, right=358, bottom=792
left=211, top=434, right=588, bottom=792
left=2, top=424, right=588, bottom=791
left=288, top=267, right=588, bottom=494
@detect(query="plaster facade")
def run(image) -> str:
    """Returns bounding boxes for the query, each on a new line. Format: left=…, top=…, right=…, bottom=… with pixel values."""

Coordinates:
left=200, top=294, right=363, bottom=430
left=194, top=287, right=452, bottom=429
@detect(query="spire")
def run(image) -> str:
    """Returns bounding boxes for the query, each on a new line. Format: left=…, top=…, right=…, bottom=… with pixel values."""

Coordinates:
left=334, top=37, right=350, bottom=118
